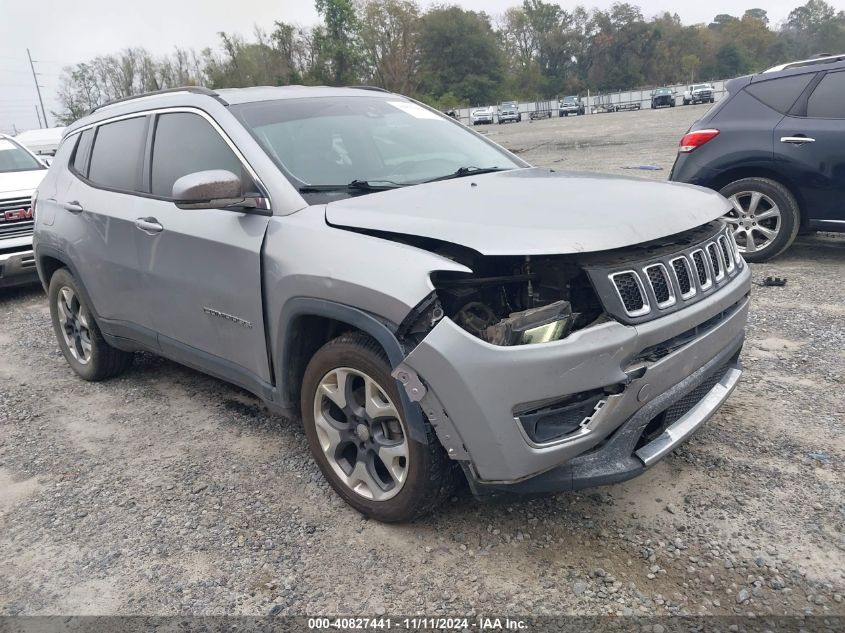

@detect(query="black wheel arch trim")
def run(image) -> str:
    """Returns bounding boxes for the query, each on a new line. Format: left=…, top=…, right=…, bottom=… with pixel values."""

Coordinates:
left=277, top=297, right=428, bottom=444
left=35, top=245, right=103, bottom=324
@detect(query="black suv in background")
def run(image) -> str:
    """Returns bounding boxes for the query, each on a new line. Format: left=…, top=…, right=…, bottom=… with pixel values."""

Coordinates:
left=670, top=57, right=845, bottom=261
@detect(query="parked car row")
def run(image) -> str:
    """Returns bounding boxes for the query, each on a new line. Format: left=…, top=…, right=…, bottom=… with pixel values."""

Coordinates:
left=469, top=85, right=719, bottom=123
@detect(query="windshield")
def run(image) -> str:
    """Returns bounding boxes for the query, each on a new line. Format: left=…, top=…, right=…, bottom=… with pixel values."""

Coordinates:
left=563, top=96, right=578, bottom=103
left=233, top=96, right=520, bottom=191
left=0, top=138, right=45, bottom=173
left=655, top=88, right=671, bottom=95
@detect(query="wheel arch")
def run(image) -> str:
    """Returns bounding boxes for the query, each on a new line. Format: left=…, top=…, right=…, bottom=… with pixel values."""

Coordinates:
left=276, top=298, right=427, bottom=444
left=706, top=167, right=807, bottom=227
left=37, top=254, right=66, bottom=292
left=35, top=246, right=103, bottom=318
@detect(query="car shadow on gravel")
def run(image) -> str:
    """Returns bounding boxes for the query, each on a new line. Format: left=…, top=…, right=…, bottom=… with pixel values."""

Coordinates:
left=0, top=283, right=43, bottom=303
left=780, top=231, right=845, bottom=261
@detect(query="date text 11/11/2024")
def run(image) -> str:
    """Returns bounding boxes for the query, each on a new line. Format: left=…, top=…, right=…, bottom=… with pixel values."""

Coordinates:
left=307, top=617, right=529, bottom=630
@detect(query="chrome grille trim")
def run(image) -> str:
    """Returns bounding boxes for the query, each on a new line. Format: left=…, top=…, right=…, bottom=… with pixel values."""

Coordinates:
left=691, top=249, right=713, bottom=290
left=0, top=196, right=35, bottom=241
left=718, top=235, right=735, bottom=273
left=727, top=230, right=743, bottom=266
left=707, top=243, right=725, bottom=282
left=609, top=270, right=650, bottom=317
left=0, top=196, right=33, bottom=212
left=644, top=263, right=676, bottom=309
left=670, top=256, right=697, bottom=300
left=594, top=226, right=742, bottom=323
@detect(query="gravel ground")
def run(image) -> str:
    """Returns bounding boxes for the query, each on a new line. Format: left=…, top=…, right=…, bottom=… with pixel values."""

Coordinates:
left=1, top=105, right=843, bottom=618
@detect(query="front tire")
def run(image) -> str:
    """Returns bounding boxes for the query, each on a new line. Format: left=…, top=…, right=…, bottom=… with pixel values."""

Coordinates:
left=48, top=268, right=133, bottom=381
left=720, top=178, right=801, bottom=262
left=301, top=333, right=457, bottom=522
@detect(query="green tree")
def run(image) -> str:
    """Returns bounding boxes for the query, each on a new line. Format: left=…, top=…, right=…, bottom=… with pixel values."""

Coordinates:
left=314, top=0, right=362, bottom=84
left=709, top=14, right=738, bottom=31
left=783, top=0, right=845, bottom=58
left=680, top=54, right=701, bottom=83
left=417, top=7, right=504, bottom=105
left=715, top=42, right=748, bottom=76
left=359, top=0, right=420, bottom=93
left=744, top=8, right=769, bottom=25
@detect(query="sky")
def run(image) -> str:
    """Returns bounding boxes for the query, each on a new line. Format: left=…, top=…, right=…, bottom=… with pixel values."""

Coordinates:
left=0, top=0, right=819, bottom=134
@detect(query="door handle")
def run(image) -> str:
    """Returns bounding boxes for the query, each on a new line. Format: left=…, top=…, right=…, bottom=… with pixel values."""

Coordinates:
left=62, top=200, right=84, bottom=213
left=134, top=217, right=163, bottom=234
left=780, top=136, right=815, bottom=144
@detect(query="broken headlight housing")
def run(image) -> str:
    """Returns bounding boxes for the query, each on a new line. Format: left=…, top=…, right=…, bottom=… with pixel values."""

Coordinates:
left=485, top=300, right=573, bottom=346
left=398, top=253, right=604, bottom=348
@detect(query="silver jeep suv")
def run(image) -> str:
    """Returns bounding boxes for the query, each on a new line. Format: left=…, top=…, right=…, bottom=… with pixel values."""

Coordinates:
left=34, top=86, right=750, bottom=522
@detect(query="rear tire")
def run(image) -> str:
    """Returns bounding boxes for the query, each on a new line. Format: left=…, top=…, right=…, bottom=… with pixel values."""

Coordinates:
left=48, top=268, right=133, bottom=381
left=301, top=332, right=458, bottom=522
left=719, top=177, right=801, bottom=262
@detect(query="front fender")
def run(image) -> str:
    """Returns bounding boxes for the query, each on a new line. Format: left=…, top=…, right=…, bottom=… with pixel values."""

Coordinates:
left=275, top=297, right=429, bottom=445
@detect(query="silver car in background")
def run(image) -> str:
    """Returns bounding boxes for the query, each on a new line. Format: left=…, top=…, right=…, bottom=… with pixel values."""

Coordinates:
left=34, top=86, right=750, bottom=522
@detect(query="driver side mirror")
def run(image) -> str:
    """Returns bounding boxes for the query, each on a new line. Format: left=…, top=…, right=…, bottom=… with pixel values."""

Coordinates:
left=172, top=169, right=263, bottom=211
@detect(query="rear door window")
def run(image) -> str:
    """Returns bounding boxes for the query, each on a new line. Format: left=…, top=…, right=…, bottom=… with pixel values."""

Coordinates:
left=745, top=74, right=815, bottom=114
left=87, top=116, right=148, bottom=192
left=806, top=71, right=845, bottom=118
left=150, top=112, right=243, bottom=198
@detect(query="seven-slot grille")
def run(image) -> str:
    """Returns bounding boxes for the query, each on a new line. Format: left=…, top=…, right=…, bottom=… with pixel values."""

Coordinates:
left=594, top=227, right=744, bottom=323
left=0, top=196, right=35, bottom=240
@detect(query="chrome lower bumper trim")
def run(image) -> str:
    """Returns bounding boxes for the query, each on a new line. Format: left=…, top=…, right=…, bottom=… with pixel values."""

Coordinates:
left=635, top=365, right=742, bottom=466
left=0, top=248, right=34, bottom=264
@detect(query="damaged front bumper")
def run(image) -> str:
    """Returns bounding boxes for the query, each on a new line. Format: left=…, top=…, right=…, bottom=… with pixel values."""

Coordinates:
left=393, top=262, right=750, bottom=494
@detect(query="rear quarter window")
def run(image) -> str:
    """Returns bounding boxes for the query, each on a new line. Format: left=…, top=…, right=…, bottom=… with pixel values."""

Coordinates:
left=71, top=129, right=94, bottom=177
left=745, top=73, right=815, bottom=114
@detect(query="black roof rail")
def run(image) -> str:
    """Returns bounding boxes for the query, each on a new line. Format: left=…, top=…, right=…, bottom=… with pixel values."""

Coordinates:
left=346, top=85, right=392, bottom=93
left=87, top=86, right=226, bottom=116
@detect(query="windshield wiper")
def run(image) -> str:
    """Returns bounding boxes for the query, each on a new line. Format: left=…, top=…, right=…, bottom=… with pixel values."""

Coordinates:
left=422, top=166, right=509, bottom=184
left=298, top=179, right=406, bottom=193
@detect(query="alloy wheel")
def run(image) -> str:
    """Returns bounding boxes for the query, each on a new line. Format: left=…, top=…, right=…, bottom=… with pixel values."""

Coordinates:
left=313, top=367, right=409, bottom=501
left=56, top=286, right=92, bottom=364
left=724, top=191, right=782, bottom=254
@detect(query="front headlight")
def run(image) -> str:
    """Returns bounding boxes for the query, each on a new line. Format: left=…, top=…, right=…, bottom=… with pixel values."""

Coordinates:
left=485, top=300, right=573, bottom=346
left=521, top=318, right=569, bottom=344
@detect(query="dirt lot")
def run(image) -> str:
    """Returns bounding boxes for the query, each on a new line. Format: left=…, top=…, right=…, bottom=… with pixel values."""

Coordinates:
left=1, top=105, right=843, bottom=618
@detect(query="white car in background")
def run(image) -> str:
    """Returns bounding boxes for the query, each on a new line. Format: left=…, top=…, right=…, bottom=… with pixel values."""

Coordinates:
left=0, top=134, right=48, bottom=288
left=14, top=127, right=66, bottom=158
left=471, top=106, right=495, bottom=125
left=682, top=84, right=715, bottom=105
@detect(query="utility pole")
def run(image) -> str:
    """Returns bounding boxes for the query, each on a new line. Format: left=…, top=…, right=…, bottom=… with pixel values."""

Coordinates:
left=27, top=48, right=48, bottom=129
left=35, top=106, right=43, bottom=128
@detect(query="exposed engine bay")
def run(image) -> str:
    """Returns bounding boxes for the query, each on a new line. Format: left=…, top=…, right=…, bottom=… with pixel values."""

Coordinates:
left=398, top=242, right=606, bottom=346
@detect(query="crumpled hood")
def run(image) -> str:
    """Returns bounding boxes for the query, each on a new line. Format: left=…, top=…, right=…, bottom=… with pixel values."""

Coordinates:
left=0, top=169, right=46, bottom=196
left=325, top=168, right=730, bottom=256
